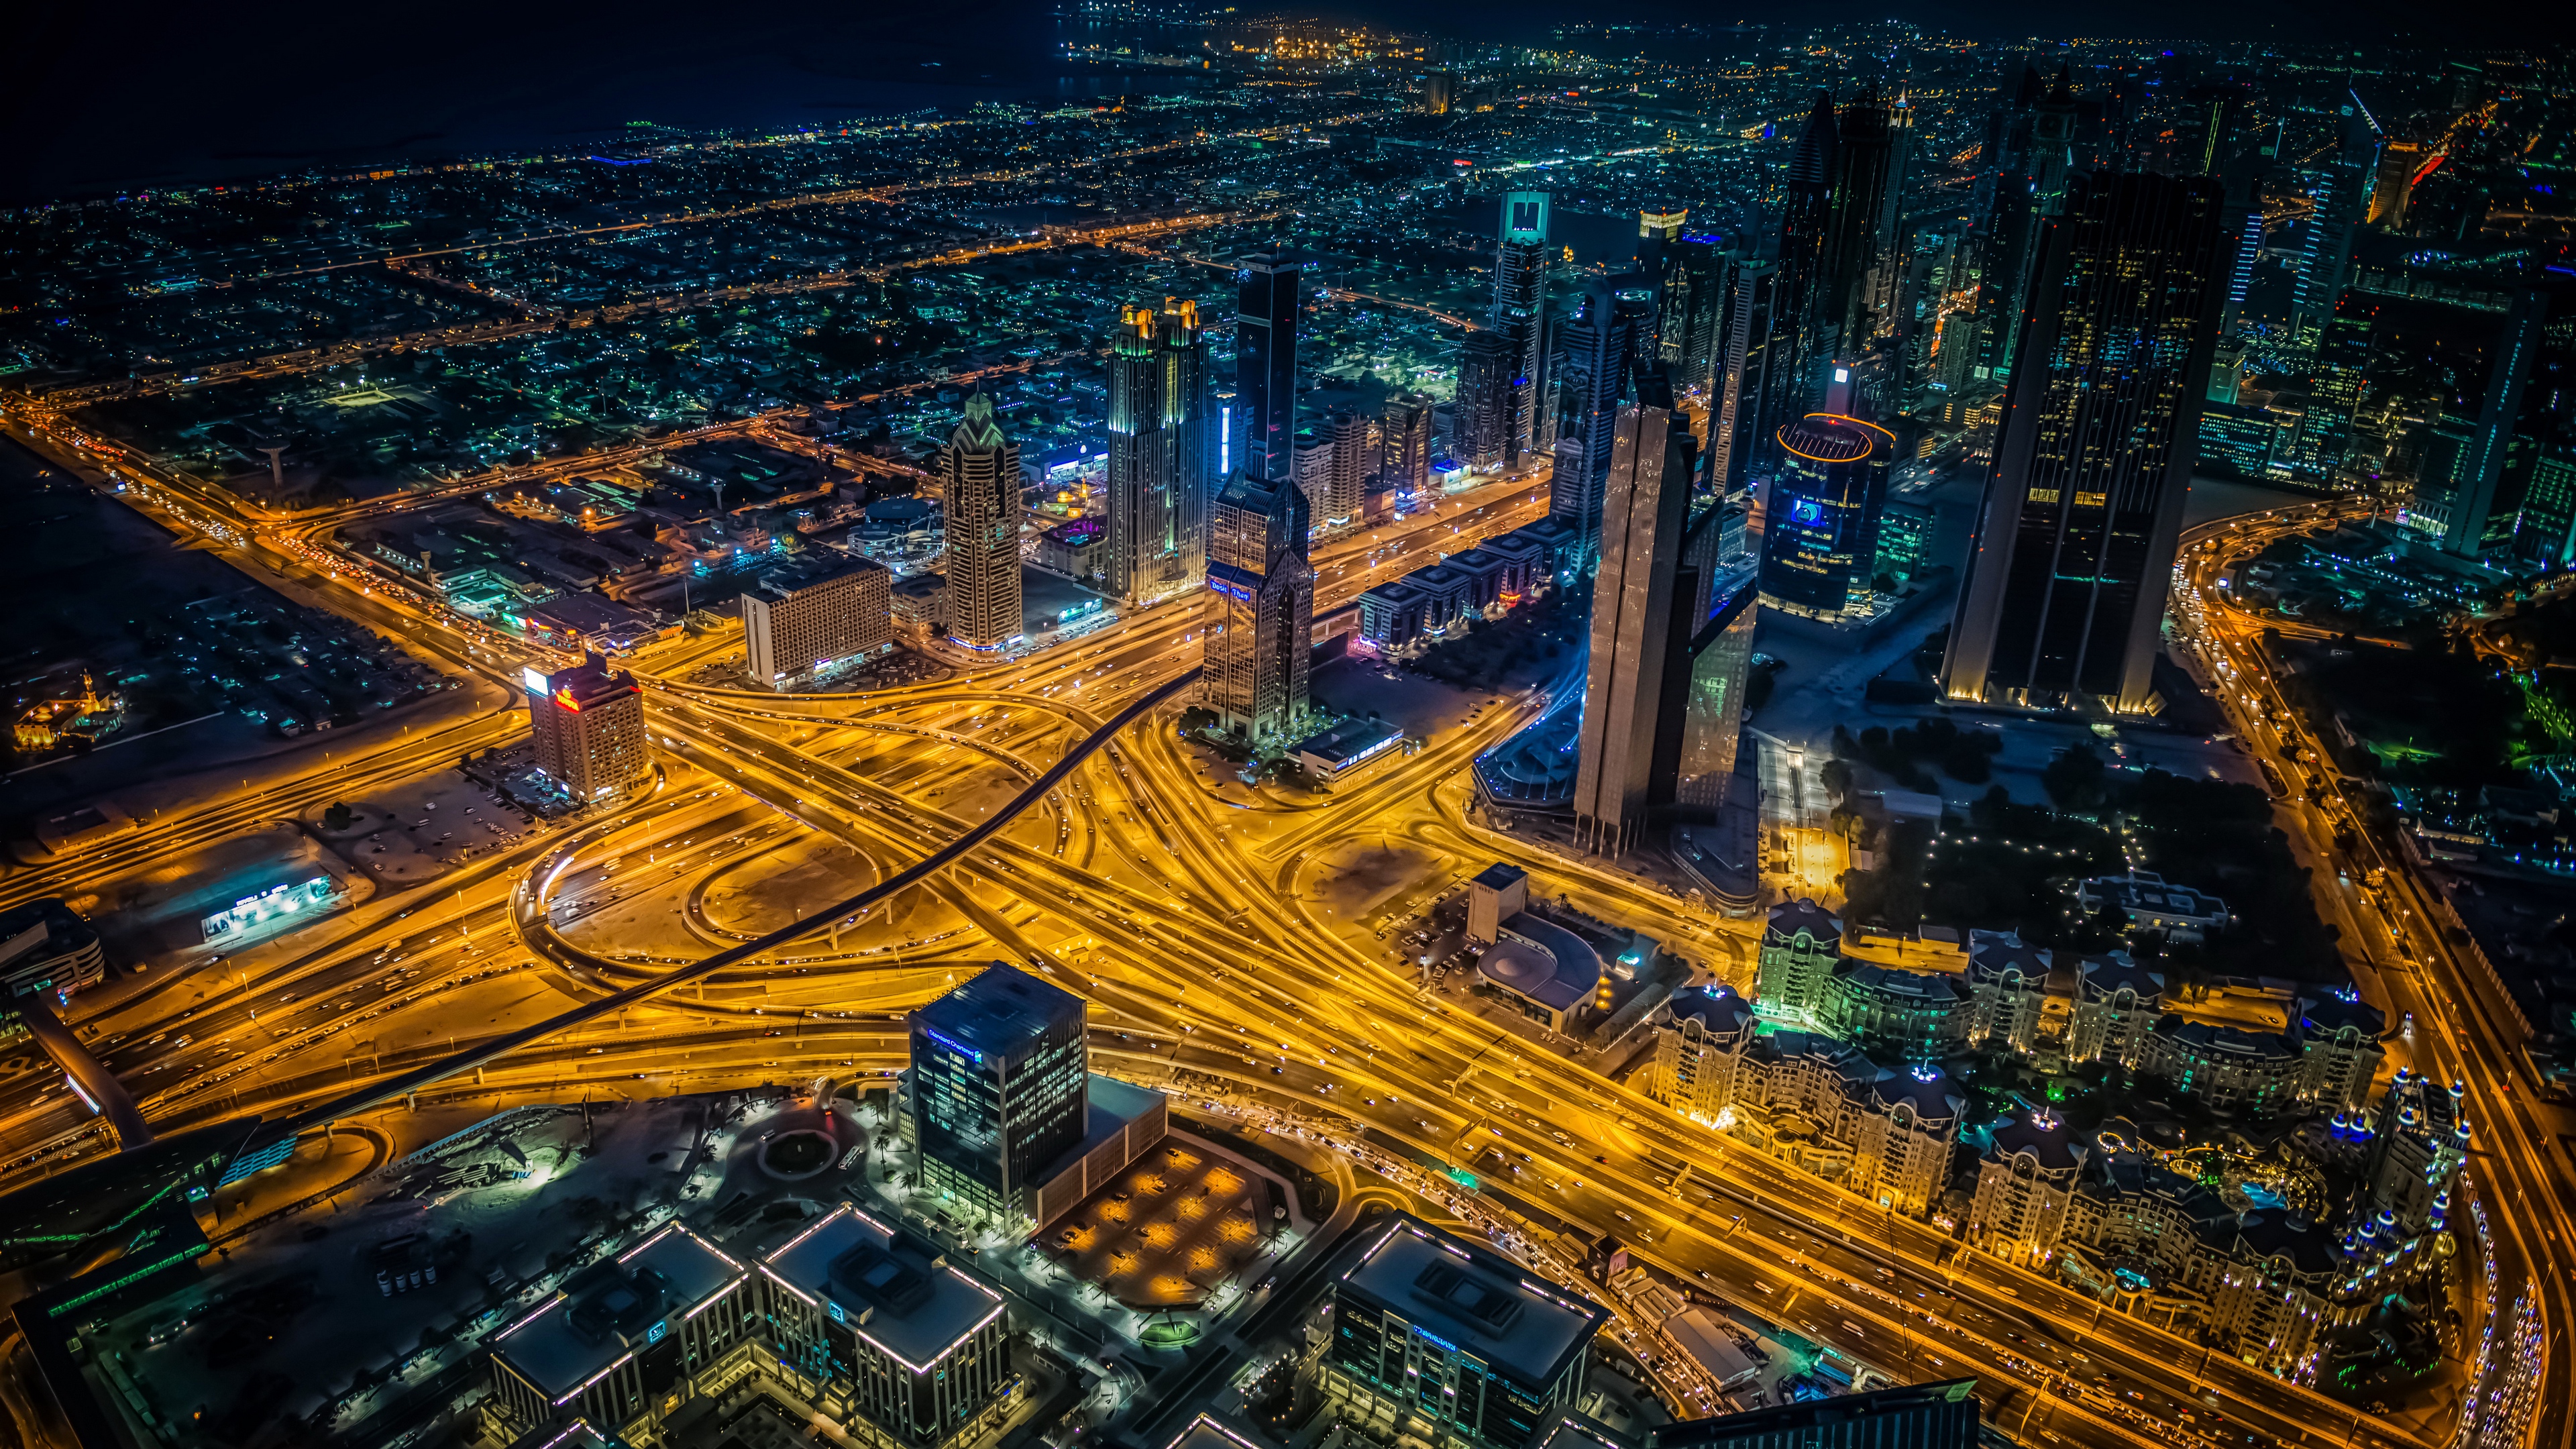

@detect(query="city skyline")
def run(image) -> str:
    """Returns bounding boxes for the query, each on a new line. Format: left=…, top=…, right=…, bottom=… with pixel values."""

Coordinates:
left=0, top=18, right=2567, bottom=1449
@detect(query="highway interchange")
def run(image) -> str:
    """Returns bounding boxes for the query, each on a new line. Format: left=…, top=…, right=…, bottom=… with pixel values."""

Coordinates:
left=0, top=403, right=2562, bottom=1449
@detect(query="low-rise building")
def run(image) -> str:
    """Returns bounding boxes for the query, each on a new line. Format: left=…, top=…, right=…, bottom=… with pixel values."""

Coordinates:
left=2065, top=953, right=2165, bottom=1065
left=1646, top=992, right=1961, bottom=1218
left=488, top=1224, right=754, bottom=1442
left=758, top=1204, right=1015, bottom=1449
left=2078, top=871, right=2231, bottom=941
left=2133, top=1020, right=2306, bottom=1118
left=1289, top=716, right=1407, bottom=783
left=1752, top=898, right=1840, bottom=1022
left=1965, top=1112, right=2088, bottom=1268
left=1820, top=959, right=1971, bottom=1063
left=741, top=551, right=894, bottom=689
left=1316, top=1214, right=1609, bottom=1449
left=1963, top=930, right=2051, bottom=1054
left=0, top=900, right=106, bottom=1002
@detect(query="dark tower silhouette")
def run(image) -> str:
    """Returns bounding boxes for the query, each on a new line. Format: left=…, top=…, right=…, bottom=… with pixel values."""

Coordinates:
left=1943, top=170, right=2227, bottom=714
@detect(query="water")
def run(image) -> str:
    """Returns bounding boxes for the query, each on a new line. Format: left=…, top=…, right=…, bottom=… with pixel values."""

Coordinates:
left=3, top=9, right=1212, bottom=205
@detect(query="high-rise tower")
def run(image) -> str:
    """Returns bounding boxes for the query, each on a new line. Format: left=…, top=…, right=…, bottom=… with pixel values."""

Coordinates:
left=1943, top=170, right=2226, bottom=714
left=1572, top=405, right=1691, bottom=856
left=939, top=393, right=1023, bottom=651
left=1758, top=413, right=1894, bottom=623
left=1481, top=192, right=1553, bottom=469
left=1707, top=251, right=1785, bottom=504
left=1551, top=283, right=1656, bottom=564
left=1236, top=254, right=1302, bottom=485
left=1205, top=474, right=1313, bottom=744
left=1105, top=298, right=1210, bottom=604
left=528, top=652, right=651, bottom=802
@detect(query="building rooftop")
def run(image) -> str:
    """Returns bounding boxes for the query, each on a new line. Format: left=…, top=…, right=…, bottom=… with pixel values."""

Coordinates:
left=746, top=549, right=888, bottom=604
left=1652, top=1377, right=1978, bottom=1449
left=761, top=1203, right=1006, bottom=1371
left=1342, top=1216, right=1606, bottom=1390
left=1966, top=929, right=2051, bottom=985
left=1831, top=959, right=1970, bottom=1003
left=2081, top=871, right=2229, bottom=922
left=1666, top=986, right=1754, bottom=1038
left=1035, top=1074, right=1167, bottom=1186
left=914, top=961, right=1084, bottom=1062
left=1289, top=716, right=1404, bottom=767
left=1163, top=1413, right=1269, bottom=1449
left=1764, top=897, right=1840, bottom=947
left=538, top=651, right=641, bottom=710
left=1472, top=863, right=1529, bottom=892
left=1479, top=911, right=1603, bottom=1012
left=491, top=1224, right=745, bottom=1401
left=1986, top=1114, right=2085, bottom=1173
left=2078, top=952, right=2165, bottom=1001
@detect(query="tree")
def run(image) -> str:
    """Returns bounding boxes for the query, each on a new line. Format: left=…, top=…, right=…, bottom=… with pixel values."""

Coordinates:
left=2043, top=743, right=2109, bottom=812
left=323, top=802, right=355, bottom=832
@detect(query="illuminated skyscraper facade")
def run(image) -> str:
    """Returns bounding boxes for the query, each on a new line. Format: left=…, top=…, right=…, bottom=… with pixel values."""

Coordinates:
left=529, top=652, right=651, bottom=802
left=1235, top=254, right=1302, bottom=485
left=1943, top=170, right=2226, bottom=714
left=1104, top=299, right=1210, bottom=604
left=938, top=394, right=1023, bottom=651
left=1205, top=474, right=1313, bottom=744
left=1551, top=283, right=1656, bottom=564
left=1460, top=191, right=1552, bottom=471
left=1573, top=406, right=1689, bottom=856
left=1758, top=413, right=1893, bottom=623
left=910, top=963, right=1087, bottom=1225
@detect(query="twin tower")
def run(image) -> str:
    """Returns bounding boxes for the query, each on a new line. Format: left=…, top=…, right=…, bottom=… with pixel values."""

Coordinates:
left=938, top=258, right=1313, bottom=745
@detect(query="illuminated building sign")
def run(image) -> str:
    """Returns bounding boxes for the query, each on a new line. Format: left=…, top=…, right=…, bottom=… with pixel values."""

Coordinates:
left=1208, top=576, right=1252, bottom=603
left=202, top=875, right=345, bottom=944
left=522, top=666, right=550, bottom=695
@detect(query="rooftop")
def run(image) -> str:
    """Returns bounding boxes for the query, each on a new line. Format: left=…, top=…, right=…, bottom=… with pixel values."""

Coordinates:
left=761, top=1203, right=1006, bottom=1371
left=913, top=961, right=1084, bottom=1063
left=492, top=1224, right=745, bottom=1401
left=746, top=549, right=889, bottom=604
left=1342, top=1216, right=1606, bottom=1389
left=1289, top=716, right=1405, bottom=767
left=1480, top=911, right=1603, bottom=1012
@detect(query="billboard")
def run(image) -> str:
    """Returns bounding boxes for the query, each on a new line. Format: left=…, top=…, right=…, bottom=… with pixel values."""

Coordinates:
left=1502, top=191, right=1550, bottom=245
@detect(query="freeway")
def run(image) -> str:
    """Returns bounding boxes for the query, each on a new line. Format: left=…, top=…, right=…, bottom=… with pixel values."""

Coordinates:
left=2170, top=504, right=2571, bottom=1449
left=0, top=325, right=2542, bottom=1449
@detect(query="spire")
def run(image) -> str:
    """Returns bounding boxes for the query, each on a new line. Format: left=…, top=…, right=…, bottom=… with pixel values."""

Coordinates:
left=2046, top=63, right=2073, bottom=105
left=952, top=392, right=1004, bottom=450
left=1788, top=91, right=1839, bottom=189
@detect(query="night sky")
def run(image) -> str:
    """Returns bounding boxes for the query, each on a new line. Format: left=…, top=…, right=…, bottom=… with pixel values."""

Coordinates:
left=3, top=0, right=2558, bottom=205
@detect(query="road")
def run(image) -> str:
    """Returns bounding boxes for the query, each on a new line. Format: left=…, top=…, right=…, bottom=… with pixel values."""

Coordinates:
left=0, top=375, right=2552, bottom=1449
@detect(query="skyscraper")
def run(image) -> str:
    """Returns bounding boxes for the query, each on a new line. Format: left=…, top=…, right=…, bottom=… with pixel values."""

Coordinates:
left=1673, top=564, right=1761, bottom=816
left=1235, top=254, right=1302, bottom=485
left=1105, top=298, right=1210, bottom=604
left=1205, top=473, right=1313, bottom=745
left=1656, top=234, right=1725, bottom=404
left=1973, top=67, right=2080, bottom=385
left=1573, top=405, right=1689, bottom=855
left=1551, top=283, right=1656, bottom=563
left=1818, top=87, right=1902, bottom=359
left=1472, top=191, right=1553, bottom=470
left=1758, top=411, right=1894, bottom=623
left=1943, top=170, right=2226, bottom=714
left=1383, top=396, right=1434, bottom=499
left=910, top=963, right=1088, bottom=1225
left=527, top=652, right=652, bottom=802
left=1296, top=410, right=1368, bottom=533
left=2410, top=289, right=2546, bottom=559
left=938, top=394, right=1022, bottom=651
left=2293, top=99, right=2377, bottom=325
left=1707, top=251, right=1784, bottom=501
left=1455, top=332, right=1515, bottom=470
